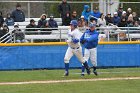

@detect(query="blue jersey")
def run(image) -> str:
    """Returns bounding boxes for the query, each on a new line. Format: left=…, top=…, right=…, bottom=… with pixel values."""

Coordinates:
left=80, top=29, right=99, bottom=49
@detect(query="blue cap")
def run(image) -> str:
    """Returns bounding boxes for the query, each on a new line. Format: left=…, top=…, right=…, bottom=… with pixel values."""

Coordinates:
left=70, top=20, right=78, bottom=27
left=89, top=23, right=96, bottom=28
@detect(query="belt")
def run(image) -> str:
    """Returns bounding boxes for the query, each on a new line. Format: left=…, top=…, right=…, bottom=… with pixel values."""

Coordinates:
left=70, top=47, right=79, bottom=49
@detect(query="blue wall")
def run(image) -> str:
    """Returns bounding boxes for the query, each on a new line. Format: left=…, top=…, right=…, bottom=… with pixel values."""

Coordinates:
left=0, top=44, right=140, bottom=70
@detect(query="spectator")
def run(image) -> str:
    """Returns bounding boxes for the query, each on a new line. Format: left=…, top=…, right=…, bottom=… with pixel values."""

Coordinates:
left=117, top=7, right=123, bottom=17
left=127, top=14, right=134, bottom=33
left=13, top=24, right=28, bottom=43
left=132, top=12, right=139, bottom=22
left=11, top=3, right=25, bottom=22
left=112, top=12, right=120, bottom=26
left=105, top=13, right=113, bottom=25
left=90, top=16, right=97, bottom=24
left=63, top=12, right=71, bottom=26
left=118, top=17, right=127, bottom=28
left=0, top=11, right=4, bottom=28
left=133, top=21, right=140, bottom=33
left=40, top=21, right=52, bottom=34
left=58, top=0, right=71, bottom=26
left=71, top=10, right=79, bottom=21
left=37, top=14, right=47, bottom=28
left=127, top=14, right=134, bottom=27
left=81, top=5, right=92, bottom=22
left=97, top=13, right=106, bottom=34
left=5, top=13, right=15, bottom=26
left=134, top=21, right=140, bottom=27
left=121, top=11, right=128, bottom=21
left=26, top=19, right=38, bottom=35
left=91, top=7, right=101, bottom=21
left=0, top=25, right=9, bottom=38
left=78, top=16, right=87, bottom=28
left=97, top=13, right=106, bottom=27
left=48, top=15, right=58, bottom=28
left=126, top=8, right=132, bottom=17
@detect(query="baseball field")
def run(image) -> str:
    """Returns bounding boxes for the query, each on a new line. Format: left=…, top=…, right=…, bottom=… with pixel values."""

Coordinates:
left=0, top=67, right=140, bottom=93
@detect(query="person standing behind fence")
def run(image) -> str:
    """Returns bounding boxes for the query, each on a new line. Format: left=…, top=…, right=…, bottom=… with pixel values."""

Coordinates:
left=80, top=23, right=99, bottom=76
left=63, top=12, right=71, bottom=26
left=11, top=3, right=25, bottom=22
left=58, top=0, right=71, bottom=26
left=117, top=7, right=123, bottom=17
left=91, top=7, right=101, bottom=21
left=81, top=5, right=92, bottom=23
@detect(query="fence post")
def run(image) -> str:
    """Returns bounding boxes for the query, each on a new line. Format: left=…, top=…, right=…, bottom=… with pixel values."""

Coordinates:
left=127, top=24, right=130, bottom=41
left=60, top=29, right=62, bottom=42
left=27, top=2, right=30, bottom=18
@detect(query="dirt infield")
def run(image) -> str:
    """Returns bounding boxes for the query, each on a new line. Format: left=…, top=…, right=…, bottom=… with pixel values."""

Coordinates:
left=0, top=77, right=140, bottom=85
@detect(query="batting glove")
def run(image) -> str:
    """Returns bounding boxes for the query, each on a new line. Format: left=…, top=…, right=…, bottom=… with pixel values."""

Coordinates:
left=72, top=38, right=79, bottom=44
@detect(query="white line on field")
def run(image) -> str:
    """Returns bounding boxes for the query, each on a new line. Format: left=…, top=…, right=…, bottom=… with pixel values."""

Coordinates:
left=0, top=77, right=140, bottom=85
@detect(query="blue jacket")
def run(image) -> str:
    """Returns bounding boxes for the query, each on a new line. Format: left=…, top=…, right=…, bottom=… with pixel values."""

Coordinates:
left=82, top=5, right=92, bottom=22
left=48, top=19, right=58, bottom=28
left=80, top=29, right=99, bottom=49
left=112, top=16, right=120, bottom=25
left=5, top=18, right=15, bottom=26
left=11, top=9, right=25, bottom=22
left=91, top=11, right=101, bottom=19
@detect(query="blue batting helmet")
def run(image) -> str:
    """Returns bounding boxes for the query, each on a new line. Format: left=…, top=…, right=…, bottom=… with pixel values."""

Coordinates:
left=89, top=23, right=96, bottom=28
left=70, top=20, right=78, bottom=27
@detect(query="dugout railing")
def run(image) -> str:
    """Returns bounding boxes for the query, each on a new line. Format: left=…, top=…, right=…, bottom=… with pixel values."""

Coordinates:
left=1, top=26, right=140, bottom=43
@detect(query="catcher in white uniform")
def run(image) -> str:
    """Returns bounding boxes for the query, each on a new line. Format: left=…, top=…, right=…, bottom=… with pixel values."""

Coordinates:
left=64, top=20, right=90, bottom=76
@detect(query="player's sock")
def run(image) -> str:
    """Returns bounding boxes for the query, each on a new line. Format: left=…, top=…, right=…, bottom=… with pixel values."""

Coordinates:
left=83, top=61, right=90, bottom=75
left=64, top=63, right=69, bottom=76
left=81, top=65, right=85, bottom=76
left=81, top=65, right=85, bottom=73
left=93, top=66, right=98, bottom=76
left=93, top=66, right=96, bottom=71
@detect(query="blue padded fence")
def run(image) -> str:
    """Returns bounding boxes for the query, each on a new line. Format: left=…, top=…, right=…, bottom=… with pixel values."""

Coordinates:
left=0, top=44, right=140, bottom=70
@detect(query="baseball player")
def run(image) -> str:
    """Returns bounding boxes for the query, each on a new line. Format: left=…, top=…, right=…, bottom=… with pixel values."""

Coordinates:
left=64, top=20, right=90, bottom=76
left=80, top=23, right=99, bottom=76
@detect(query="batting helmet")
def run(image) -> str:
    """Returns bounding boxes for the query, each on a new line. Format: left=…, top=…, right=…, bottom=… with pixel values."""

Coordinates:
left=89, top=23, right=96, bottom=28
left=70, top=20, right=78, bottom=27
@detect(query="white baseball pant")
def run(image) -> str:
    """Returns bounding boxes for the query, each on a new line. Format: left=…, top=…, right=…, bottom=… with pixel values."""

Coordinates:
left=84, top=48, right=97, bottom=66
left=64, top=47, right=85, bottom=64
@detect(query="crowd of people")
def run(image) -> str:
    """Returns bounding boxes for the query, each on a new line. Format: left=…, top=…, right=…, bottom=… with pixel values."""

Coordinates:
left=0, top=3, right=58, bottom=42
left=0, top=0, right=140, bottom=42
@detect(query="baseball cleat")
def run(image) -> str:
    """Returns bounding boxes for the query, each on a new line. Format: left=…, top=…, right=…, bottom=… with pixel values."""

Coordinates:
left=93, top=71, right=98, bottom=76
left=64, top=72, right=69, bottom=76
left=81, top=73, right=85, bottom=76
left=86, top=68, right=91, bottom=75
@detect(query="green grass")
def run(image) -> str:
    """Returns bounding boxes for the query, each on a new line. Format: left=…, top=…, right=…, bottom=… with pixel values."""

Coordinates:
left=0, top=67, right=140, bottom=82
left=0, top=67, right=140, bottom=93
left=0, top=80, right=140, bottom=93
